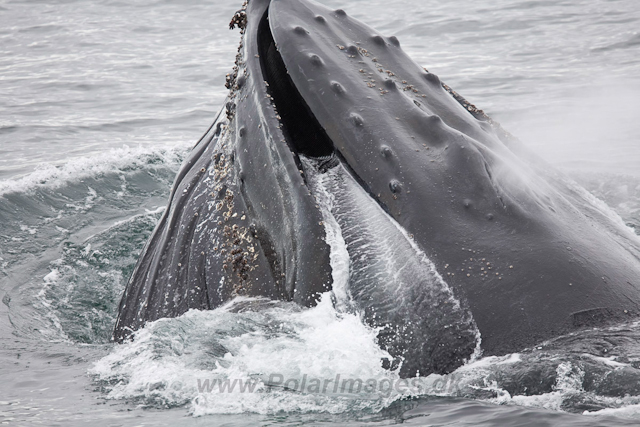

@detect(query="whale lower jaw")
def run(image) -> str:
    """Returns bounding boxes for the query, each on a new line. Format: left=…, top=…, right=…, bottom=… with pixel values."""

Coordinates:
left=304, top=156, right=480, bottom=375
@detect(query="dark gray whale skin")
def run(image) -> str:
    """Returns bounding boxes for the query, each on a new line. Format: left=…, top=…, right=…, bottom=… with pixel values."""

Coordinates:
left=113, top=0, right=333, bottom=342
left=114, top=0, right=640, bottom=377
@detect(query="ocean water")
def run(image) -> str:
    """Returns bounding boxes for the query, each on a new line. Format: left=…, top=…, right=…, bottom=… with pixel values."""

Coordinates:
left=1, top=0, right=640, bottom=425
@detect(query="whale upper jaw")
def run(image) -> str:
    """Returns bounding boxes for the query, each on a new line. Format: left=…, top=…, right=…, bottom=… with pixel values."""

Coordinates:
left=114, top=0, right=640, bottom=378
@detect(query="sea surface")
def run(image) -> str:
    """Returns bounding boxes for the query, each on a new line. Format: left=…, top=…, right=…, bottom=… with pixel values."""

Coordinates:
left=1, top=0, right=640, bottom=425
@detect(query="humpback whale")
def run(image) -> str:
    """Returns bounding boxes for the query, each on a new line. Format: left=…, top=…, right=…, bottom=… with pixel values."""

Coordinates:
left=113, top=0, right=640, bottom=377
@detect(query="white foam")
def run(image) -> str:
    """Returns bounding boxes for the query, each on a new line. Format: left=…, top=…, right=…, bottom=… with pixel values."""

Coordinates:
left=553, top=361, right=584, bottom=393
left=505, top=392, right=566, bottom=412
left=81, top=207, right=165, bottom=243
left=458, top=353, right=523, bottom=371
left=306, top=158, right=352, bottom=311
left=19, top=224, right=37, bottom=235
left=0, top=144, right=190, bottom=196
left=585, top=355, right=629, bottom=369
left=43, top=269, right=60, bottom=284
left=33, top=267, right=71, bottom=342
left=91, top=295, right=410, bottom=416
left=584, top=403, right=640, bottom=418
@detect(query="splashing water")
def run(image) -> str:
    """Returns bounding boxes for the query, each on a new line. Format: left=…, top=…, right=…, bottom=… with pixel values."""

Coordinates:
left=90, top=296, right=412, bottom=416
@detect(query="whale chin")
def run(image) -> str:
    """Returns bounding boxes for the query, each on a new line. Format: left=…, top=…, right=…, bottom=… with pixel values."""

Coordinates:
left=113, top=0, right=640, bottom=377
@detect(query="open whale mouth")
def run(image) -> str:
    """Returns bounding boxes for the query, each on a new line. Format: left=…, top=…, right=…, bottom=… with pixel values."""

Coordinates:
left=257, top=8, right=375, bottom=206
left=257, top=9, right=335, bottom=161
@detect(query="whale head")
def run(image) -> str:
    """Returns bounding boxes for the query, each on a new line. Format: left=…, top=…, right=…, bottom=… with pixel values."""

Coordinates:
left=114, top=0, right=640, bottom=378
